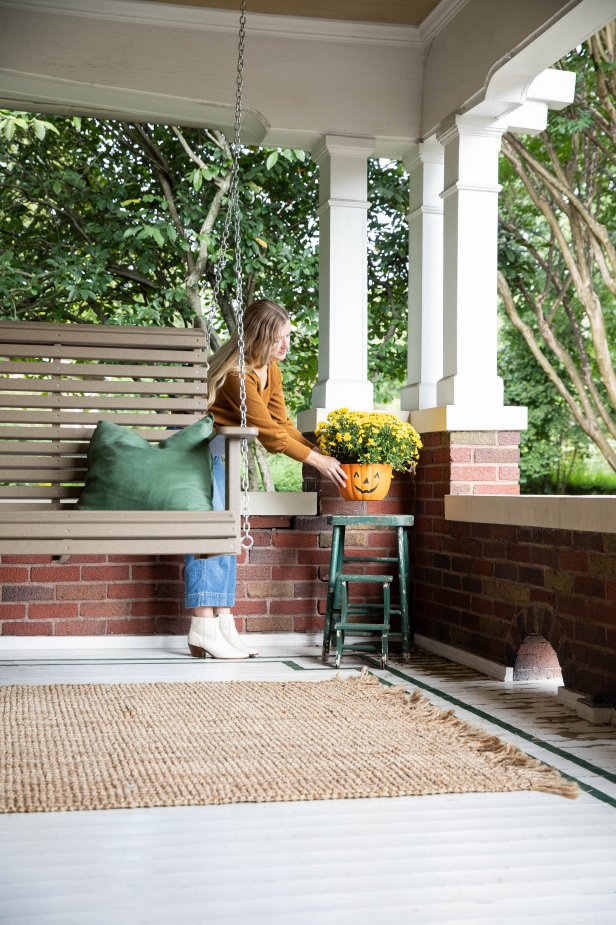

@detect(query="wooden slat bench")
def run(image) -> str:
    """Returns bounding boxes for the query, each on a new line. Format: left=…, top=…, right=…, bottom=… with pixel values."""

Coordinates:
left=0, top=320, right=256, bottom=556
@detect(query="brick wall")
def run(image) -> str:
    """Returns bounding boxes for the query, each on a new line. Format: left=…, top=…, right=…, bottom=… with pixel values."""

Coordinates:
left=0, top=473, right=414, bottom=640
left=413, top=432, right=616, bottom=705
left=1, top=432, right=614, bottom=706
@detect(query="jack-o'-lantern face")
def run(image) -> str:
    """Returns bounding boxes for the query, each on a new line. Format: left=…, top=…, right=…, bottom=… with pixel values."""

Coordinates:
left=352, top=468, right=381, bottom=494
left=339, top=463, right=393, bottom=501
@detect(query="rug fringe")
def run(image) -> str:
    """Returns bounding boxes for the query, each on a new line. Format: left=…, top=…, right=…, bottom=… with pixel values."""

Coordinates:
left=345, top=669, right=580, bottom=800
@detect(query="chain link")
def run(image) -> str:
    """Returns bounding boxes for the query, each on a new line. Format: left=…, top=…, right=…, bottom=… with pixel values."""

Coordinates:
left=211, top=0, right=253, bottom=550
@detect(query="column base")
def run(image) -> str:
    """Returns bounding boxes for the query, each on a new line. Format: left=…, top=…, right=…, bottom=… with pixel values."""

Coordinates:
left=409, top=404, right=528, bottom=433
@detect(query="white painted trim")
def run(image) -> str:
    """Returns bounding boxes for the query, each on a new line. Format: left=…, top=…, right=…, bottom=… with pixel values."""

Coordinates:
left=445, top=495, right=616, bottom=534
left=418, top=0, right=473, bottom=45
left=414, top=633, right=514, bottom=682
left=409, top=405, right=528, bottom=433
left=1, top=0, right=423, bottom=47
left=0, top=632, right=322, bottom=651
left=248, top=491, right=317, bottom=516
left=557, top=686, right=616, bottom=726
left=0, top=68, right=269, bottom=143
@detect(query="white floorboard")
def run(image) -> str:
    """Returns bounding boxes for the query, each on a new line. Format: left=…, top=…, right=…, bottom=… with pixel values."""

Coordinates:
left=1, top=640, right=615, bottom=925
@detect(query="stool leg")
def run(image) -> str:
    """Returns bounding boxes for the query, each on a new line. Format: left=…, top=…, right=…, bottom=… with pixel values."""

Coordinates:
left=397, top=526, right=412, bottom=662
left=380, top=580, right=391, bottom=670
left=322, top=525, right=344, bottom=663
left=335, top=579, right=348, bottom=669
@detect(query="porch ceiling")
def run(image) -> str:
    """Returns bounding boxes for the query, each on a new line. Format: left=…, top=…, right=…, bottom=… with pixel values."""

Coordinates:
left=144, top=0, right=442, bottom=27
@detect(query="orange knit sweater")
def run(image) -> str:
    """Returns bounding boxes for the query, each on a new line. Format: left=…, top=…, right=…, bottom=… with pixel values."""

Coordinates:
left=209, top=362, right=315, bottom=463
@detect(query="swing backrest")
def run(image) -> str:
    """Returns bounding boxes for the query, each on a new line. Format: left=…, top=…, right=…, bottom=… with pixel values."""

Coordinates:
left=0, top=320, right=255, bottom=555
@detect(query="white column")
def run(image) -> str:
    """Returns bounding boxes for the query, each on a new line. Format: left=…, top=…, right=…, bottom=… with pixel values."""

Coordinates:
left=399, top=138, right=444, bottom=412
left=297, top=135, right=374, bottom=432
left=437, top=114, right=505, bottom=407
left=409, top=114, right=527, bottom=433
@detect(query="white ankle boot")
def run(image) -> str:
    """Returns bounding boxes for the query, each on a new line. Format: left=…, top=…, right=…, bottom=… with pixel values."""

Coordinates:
left=188, top=616, right=249, bottom=660
left=217, top=611, right=259, bottom=657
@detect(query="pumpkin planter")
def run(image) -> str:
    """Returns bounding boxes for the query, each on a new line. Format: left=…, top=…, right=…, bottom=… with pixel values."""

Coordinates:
left=339, top=463, right=392, bottom=501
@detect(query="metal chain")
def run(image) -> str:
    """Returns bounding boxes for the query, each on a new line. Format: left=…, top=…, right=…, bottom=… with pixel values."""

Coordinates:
left=211, top=0, right=253, bottom=549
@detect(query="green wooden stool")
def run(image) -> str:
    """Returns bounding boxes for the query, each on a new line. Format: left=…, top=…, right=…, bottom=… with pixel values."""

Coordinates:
left=322, top=514, right=414, bottom=667
left=333, top=573, right=393, bottom=669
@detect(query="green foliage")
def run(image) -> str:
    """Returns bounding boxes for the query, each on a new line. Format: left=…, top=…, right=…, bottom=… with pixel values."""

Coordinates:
left=368, top=158, right=409, bottom=401
left=268, top=454, right=303, bottom=492
left=498, top=25, right=616, bottom=482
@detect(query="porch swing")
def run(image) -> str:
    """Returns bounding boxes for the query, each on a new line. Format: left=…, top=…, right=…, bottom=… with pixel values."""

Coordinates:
left=0, top=1, right=257, bottom=557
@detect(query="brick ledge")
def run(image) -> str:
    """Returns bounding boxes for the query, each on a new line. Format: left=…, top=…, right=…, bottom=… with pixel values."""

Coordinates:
left=445, top=495, right=616, bottom=534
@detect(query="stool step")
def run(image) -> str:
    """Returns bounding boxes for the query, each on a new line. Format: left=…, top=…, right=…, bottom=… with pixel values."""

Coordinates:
left=336, top=574, right=393, bottom=584
left=334, top=622, right=390, bottom=632
left=342, top=556, right=398, bottom=564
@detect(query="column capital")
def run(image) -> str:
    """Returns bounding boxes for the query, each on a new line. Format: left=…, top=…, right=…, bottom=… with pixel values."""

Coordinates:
left=311, top=134, right=375, bottom=165
left=402, top=136, right=444, bottom=172
left=436, top=113, right=507, bottom=147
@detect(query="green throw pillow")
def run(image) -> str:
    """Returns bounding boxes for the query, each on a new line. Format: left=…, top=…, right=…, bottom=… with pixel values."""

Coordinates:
left=76, top=417, right=215, bottom=511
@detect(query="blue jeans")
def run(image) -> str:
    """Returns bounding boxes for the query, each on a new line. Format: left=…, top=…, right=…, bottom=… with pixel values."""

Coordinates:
left=184, top=437, right=236, bottom=609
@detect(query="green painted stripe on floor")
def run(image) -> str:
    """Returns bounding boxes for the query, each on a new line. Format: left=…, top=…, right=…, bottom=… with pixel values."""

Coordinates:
left=362, top=665, right=616, bottom=810
left=362, top=658, right=616, bottom=788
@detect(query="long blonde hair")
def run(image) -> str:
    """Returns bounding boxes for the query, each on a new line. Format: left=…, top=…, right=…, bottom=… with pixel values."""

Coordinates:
left=206, top=299, right=290, bottom=408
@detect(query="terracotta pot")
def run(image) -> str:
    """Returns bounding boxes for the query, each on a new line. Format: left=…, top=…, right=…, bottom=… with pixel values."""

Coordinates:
left=338, top=463, right=392, bottom=501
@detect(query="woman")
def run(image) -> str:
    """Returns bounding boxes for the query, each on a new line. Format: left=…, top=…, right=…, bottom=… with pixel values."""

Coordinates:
left=186, top=298, right=347, bottom=660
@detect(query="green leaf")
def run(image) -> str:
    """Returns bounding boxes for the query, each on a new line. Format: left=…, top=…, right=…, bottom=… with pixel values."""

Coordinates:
left=4, top=120, right=15, bottom=141
left=265, top=151, right=279, bottom=170
left=33, top=120, right=46, bottom=141
left=192, top=169, right=203, bottom=191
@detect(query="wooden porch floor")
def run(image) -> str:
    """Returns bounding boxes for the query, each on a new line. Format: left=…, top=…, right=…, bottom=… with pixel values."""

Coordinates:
left=1, top=639, right=615, bottom=925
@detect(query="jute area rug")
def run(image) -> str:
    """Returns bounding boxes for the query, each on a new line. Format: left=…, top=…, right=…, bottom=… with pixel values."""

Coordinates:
left=1, top=673, right=578, bottom=813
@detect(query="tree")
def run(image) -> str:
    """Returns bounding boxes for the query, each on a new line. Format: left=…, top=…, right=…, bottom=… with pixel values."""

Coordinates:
left=498, top=23, right=616, bottom=474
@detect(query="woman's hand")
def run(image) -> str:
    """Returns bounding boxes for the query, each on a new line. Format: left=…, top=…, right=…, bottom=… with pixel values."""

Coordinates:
left=306, top=449, right=347, bottom=488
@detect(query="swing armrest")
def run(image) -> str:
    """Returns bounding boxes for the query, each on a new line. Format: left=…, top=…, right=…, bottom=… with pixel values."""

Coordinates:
left=217, top=427, right=258, bottom=522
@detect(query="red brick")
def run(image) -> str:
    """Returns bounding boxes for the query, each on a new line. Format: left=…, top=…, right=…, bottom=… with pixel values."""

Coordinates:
left=608, top=580, right=616, bottom=602
left=0, top=603, right=27, bottom=620
left=249, top=548, right=298, bottom=565
left=449, top=447, right=472, bottom=463
left=1, top=620, right=52, bottom=635
left=80, top=601, right=132, bottom=617
left=237, top=564, right=273, bottom=581
left=497, top=432, right=522, bottom=445
left=30, top=603, right=79, bottom=619
left=233, top=600, right=268, bottom=616
left=107, top=583, right=156, bottom=600
left=270, top=598, right=318, bottom=615
left=246, top=615, right=293, bottom=632
left=56, top=584, right=106, bottom=601
left=558, top=549, right=589, bottom=572
left=498, top=466, right=520, bottom=481
left=273, top=532, right=318, bottom=548
left=451, top=466, right=498, bottom=481
left=250, top=516, right=293, bottom=529
left=0, top=555, right=51, bottom=564
left=132, top=563, right=182, bottom=581
left=473, top=484, right=520, bottom=495
left=30, top=565, right=81, bottom=583
left=65, top=555, right=106, bottom=563
left=54, top=620, right=107, bottom=635
left=109, top=555, right=149, bottom=563
left=3, top=585, right=53, bottom=602
left=506, top=544, right=532, bottom=563
left=449, top=483, right=472, bottom=495
left=0, top=566, right=29, bottom=583
left=81, top=565, right=130, bottom=581
left=132, top=600, right=180, bottom=617
left=474, top=447, right=520, bottom=463
left=294, top=615, right=324, bottom=633
left=272, top=565, right=318, bottom=581
left=573, top=575, right=605, bottom=599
